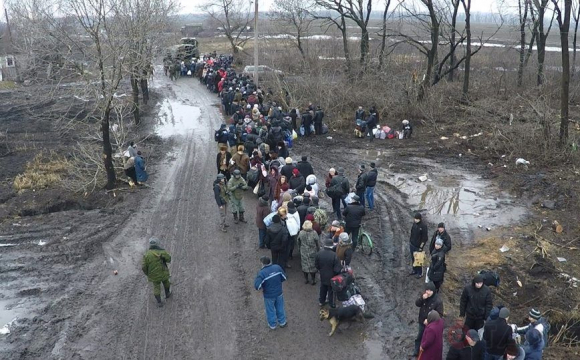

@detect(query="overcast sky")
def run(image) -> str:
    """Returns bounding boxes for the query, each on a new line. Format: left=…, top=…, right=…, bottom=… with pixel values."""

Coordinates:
left=179, top=0, right=501, bottom=14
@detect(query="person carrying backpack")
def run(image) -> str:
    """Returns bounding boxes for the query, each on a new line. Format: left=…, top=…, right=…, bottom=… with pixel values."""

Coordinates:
left=516, top=309, right=550, bottom=349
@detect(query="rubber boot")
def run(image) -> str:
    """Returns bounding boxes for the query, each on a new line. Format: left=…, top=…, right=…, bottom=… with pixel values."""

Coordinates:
left=303, top=272, right=309, bottom=284
left=155, top=295, right=163, bottom=307
left=310, top=273, right=317, bottom=285
left=165, top=286, right=171, bottom=299
left=239, top=212, right=248, bottom=223
left=233, top=212, right=239, bottom=224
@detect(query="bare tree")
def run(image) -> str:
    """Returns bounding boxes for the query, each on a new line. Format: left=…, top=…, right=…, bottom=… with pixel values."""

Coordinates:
left=202, top=0, right=253, bottom=56
left=461, top=0, right=471, bottom=100
left=315, top=0, right=373, bottom=66
left=447, top=0, right=461, bottom=82
left=517, top=0, right=530, bottom=87
left=377, top=0, right=393, bottom=71
left=311, top=2, right=352, bottom=73
left=532, top=0, right=554, bottom=86
left=269, top=0, right=313, bottom=59
left=551, top=0, right=572, bottom=144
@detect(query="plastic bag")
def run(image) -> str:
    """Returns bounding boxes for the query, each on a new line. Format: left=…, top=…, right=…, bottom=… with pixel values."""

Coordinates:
left=187, top=70, right=192, bottom=76
left=425, top=267, right=430, bottom=283
left=398, top=132, right=404, bottom=140
left=292, top=130, right=298, bottom=140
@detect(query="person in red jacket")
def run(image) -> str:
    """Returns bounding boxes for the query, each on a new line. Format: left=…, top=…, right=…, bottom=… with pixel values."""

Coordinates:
left=420, top=310, right=444, bottom=360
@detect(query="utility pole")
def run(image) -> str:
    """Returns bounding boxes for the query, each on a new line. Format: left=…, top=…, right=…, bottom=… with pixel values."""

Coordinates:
left=253, top=0, right=259, bottom=86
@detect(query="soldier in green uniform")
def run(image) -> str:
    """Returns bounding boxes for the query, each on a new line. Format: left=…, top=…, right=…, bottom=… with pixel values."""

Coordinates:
left=226, top=169, right=249, bottom=224
left=142, top=237, right=172, bottom=307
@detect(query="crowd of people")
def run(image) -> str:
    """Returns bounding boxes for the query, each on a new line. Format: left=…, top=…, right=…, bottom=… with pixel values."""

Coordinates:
left=145, top=54, right=549, bottom=360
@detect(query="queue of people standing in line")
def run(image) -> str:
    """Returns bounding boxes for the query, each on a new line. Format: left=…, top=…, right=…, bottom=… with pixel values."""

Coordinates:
left=196, top=52, right=549, bottom=358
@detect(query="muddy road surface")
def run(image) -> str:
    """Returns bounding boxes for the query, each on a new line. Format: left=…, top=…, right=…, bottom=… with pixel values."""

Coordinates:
left=0, top=71, right=528, bottom=359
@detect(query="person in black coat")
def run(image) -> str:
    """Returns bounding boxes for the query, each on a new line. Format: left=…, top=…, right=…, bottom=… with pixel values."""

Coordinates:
left=289, top=169, right=306, bottom=194
left=413, top=282, right=444, bottom=357
left=365, top=112, right=377, bottom=141
left=427, top=239, right=446, bottom=291
left=342, top=195, right=365, bottom=250
left=265, top=215, right=290, bottom=269
left=313, top=106, right=325, bottom=135
left=296, top=156, right=314, bottom=177
left=483, top=308, right=514, bottom=359
left=355, top=164, right=368, bottom=208
left=409, top=213, right=428, bottom=278
left=327, top=169, right=349, bottom=220
left=355, top=106, right=365, bottom=121
left=446, top=329, right=486, bottom=360
left=315, top=237, right=342, bottom=308
left=280, top=158, right=296, bottom=180
left=460, top=275, right=494, bottom=331
left=289, top=108, right=298, bottom=131
left=365, top=162, right=378, bottom=210
left=429, top=222, right=452, bottom=255
left=301, top=110, right=313, bottom=136
left=297, top=196, right=311, bottom=226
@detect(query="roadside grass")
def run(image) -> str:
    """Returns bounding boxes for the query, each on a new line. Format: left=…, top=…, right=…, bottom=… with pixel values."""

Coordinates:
left=0, top=81, right=17, bottom=90
left=13, top=151, right=70, bottom=192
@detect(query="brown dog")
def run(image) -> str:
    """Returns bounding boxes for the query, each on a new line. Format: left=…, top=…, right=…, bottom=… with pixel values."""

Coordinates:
left=319, top=305, right=364, bottom=336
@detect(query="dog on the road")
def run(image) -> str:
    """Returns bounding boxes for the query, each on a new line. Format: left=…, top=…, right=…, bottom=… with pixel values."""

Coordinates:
left=319, top=305, right=364, bottom=336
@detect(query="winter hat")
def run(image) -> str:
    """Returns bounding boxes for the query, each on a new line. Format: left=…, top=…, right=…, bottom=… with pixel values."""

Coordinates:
left=437, top=222, right=445, bottom=229
left=337, top=167, right=345, bottom=175
left=303, top=191, right=310, bottom=198
left=272, top=215, right=281, bottom=223
left=260, top=256, right=271, bottom=265
left=499, top=308, right=510, bottom=319
left=149, top=237, right=160, bottom=246
left=370, top=162, right=376, bottom=168
left=351, top=195, right=360, bottom=203
left=414, top=213, right=422, bottom=220
left=424, top=282, right=436, bottom=292
left=466, top=329, right=480, bottom=342
left=323, top=237, right=334, bottom=248
left=292, top=168, right=300, bottom=176
left=529, top=309, right=541, bottom=320
left=302, top=155, right=307, bottom=161
left=338, top=232, right=351, bottom=244
left=305, top=214, right=315, bottom=222
left=332, top=220, right=340, bottom=227
left=435, top=238, right=444, bottom=246
left=217, top=173, right=226, bottom=180
left=303, top=197, right=311, bottom=206
left=427, top=310, right=441, bottom=324
left=359, top=164, right=365, bottom=171
left=307, top=206, right=316, bottom=214
left=285, top=157, right=293, bottom=164
left=303, top=220, right=313, bottom=231
left=287, top=202, right=296, bottom=209
left=281, top=183, right=289, bottom=191
left=473, top=274, right=484, bottom=284
left=311, top=196, right=319, bottom=206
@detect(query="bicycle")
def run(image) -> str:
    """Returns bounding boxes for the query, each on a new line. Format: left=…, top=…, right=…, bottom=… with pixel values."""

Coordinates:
left=356, top=224, right=373, bottom=256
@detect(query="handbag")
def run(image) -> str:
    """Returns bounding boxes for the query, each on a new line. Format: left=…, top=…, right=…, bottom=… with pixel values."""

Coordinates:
left=253, top=182, right=260, bottom=195
left=413, top=251, right=426, bottom=267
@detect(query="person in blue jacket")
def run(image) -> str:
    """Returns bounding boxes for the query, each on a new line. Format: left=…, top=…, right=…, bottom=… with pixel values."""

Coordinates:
left=254, top=256, right=287, bottom=330
left=134, top=151, right=148, bottom=183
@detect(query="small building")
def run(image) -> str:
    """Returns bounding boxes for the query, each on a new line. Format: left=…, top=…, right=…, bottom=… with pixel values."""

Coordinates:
left=0, top=55, right=18, bottom=81
left=180, top=24, right=203, bottom=37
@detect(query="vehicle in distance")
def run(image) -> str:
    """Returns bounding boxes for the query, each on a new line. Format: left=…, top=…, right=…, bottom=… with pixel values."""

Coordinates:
left=243, top=65, right=284, bottom=79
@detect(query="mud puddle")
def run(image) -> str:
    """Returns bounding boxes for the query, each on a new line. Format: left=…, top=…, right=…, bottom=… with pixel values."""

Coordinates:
left=0, top=300, right=23, bottom=329
left=359, top=150, right=526, bottom=240
left=155, top=99, right=202, bottom=138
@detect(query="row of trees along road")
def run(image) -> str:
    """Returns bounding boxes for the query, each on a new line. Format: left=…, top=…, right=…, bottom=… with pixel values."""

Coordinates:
left=204, top=0, right=575, bottom=145
left=6, top=0, right=175, bottom=189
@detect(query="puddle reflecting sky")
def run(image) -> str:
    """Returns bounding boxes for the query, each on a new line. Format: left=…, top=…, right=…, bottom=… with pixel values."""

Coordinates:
left=155, top=99, right=202, bottom=138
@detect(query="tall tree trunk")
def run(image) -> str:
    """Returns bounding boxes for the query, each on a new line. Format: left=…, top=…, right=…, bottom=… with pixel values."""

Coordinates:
left=340, top=14, right=351, bottom=73
left=96, top=38, right=116, bottom=190
left=360, top=27, right=370, bottom=66
left=555, top=0, right=572, bottom=145
left=420, top=1, right=439, bottom=100
left=517, top=0, right=529, bottom=87
left=131, top=73, right=141, bottom=125
left=572, top=4, right=580, bottom=77
left=448, top=0, right=460, bottom=82
left=140, top=68, right=149, bottom=105
left=536, top=2, right=551, bottom=86
left=378, top=0, right=392, bottom=71
left=461, top=0, right=472, bottom=100
left=296, top=31, right=306, bottom=59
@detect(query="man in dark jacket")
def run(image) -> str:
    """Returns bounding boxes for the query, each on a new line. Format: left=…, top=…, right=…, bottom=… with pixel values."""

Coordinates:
left=365, top=112, right=377, bottom=141
left=343, top=195, right=365, bottom=249
left=413, top=282, right=444, bottom=357
left=301, top=110, right=313, bottom=136
left=254, top=256, right=287, bottom=330
left=313, top=106, right=325, bottom=135
left=256, top=196, right=270, bottom=249
left=460, top=274, right=494, bottom=331
left=409, top=213, right=428, bottom=278
left=315, top=237, right=342, bottom=308
left=365, top=162, right=378, bottom=210
left=289, top=168, right=306, bottom=194
left=429, top=222, right=452, bottom=255
left=445, top=329, right=486, bottom=360
left=296, top=156, right=314, bottom=177
left=214, top=174, right=229, bottom=232
left=297, top=195, right=311, bottom=227
left=280, top=157, right=296, bottom=180
left=483, top=308, right=514, bottom=360
left=327, top=169, right=349, bottom=220
left=355, top=106, right=365, bottom=121
left=428, top=239, right=446, bottom=291
left=355, top=164, right=368, bottom=208
left=215, top=124, right=230, bottom=150
left=265, top=215, right=290, bottom=269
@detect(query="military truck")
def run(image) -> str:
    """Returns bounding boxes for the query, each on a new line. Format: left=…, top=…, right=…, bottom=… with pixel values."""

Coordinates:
left=164, top=38, right=199, bottom=63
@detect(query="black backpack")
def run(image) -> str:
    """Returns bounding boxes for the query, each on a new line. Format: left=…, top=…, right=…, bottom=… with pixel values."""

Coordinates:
left=478, top=270, right=500, bottom=287
left=214, top=130, right=220, bottom=142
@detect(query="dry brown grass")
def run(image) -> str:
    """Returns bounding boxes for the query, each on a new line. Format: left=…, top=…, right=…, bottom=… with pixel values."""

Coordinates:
left=13, top=151, right=70, bottom=192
